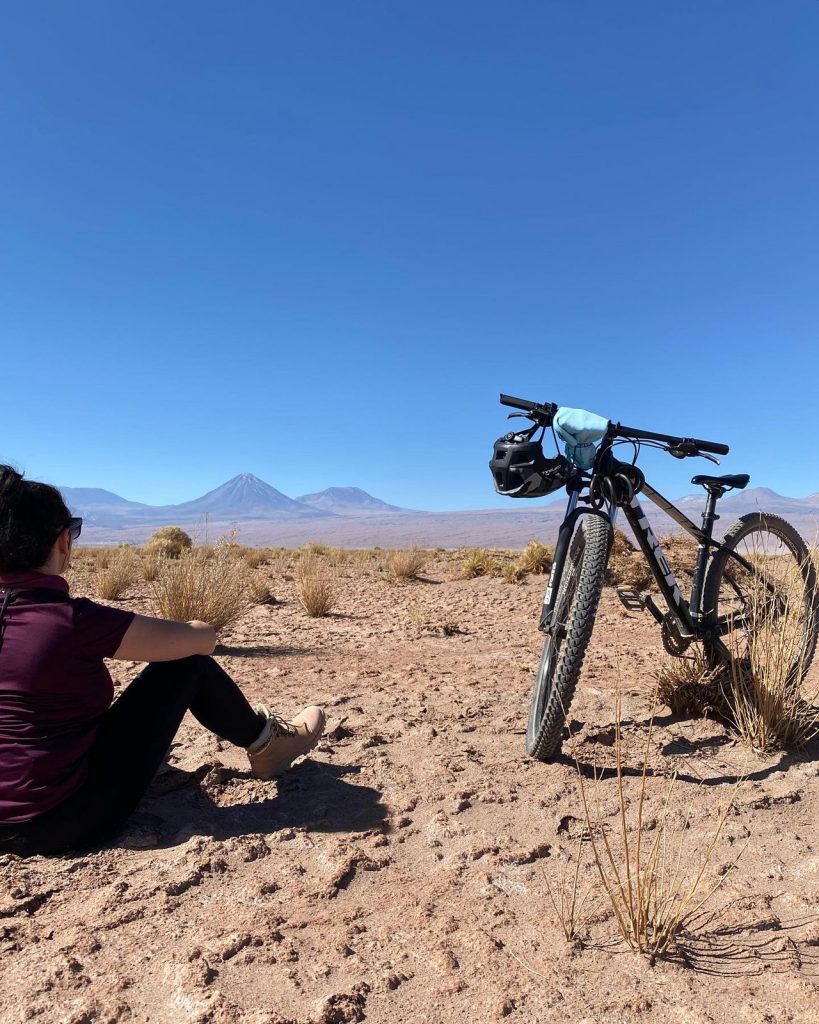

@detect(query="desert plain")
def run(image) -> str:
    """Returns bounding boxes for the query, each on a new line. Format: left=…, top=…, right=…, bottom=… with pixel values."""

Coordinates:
left=1, top=545, right=818, bottom=1024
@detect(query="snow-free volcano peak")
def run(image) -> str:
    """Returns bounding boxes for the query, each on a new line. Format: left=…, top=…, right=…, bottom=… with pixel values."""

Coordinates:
left=166, top=474, right=331, bottom=519
left=296, top=486, right=407, bottom=515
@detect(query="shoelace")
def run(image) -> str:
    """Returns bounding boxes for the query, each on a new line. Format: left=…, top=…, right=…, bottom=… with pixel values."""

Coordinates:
left=267, top=713, right=298, bottom=738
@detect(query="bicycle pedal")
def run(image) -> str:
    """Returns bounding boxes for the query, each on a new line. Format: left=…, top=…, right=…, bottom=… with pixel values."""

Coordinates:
left=615, top=587, right=645, bottom=611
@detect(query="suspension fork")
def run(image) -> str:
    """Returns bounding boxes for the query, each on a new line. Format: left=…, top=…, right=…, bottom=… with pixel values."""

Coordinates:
left=538, top=493, right=617, bottom=632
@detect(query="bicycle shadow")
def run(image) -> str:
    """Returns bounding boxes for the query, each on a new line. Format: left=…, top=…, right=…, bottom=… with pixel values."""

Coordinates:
left=562, top=720, right=819, bottom=787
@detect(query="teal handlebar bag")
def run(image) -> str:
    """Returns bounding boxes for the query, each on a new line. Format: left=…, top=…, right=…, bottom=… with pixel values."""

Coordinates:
left=554, top=407, right=609, bottom=469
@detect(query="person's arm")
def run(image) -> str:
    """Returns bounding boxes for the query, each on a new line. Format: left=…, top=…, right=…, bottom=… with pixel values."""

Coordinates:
left=112, top=615, right=217, bottom=662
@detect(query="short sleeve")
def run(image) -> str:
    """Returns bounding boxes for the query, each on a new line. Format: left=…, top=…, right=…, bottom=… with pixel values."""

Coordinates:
left=71, top=598, right=136, bottom=660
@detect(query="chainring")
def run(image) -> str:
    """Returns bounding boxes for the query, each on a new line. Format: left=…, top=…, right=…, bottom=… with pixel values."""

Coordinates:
left=661, top=612, right=693, bottom=656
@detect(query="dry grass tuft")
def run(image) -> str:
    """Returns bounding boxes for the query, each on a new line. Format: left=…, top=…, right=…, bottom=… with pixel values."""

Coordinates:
left=461, top=548, right=500, bottom=579
left=516, top=540, right=554, bottom=576
left=578, top=690, right=743, bottom=959
left=606, top=530, right=652, bottom=589
left=96, top=548, right=139, bottom=600
left=145, top=526, right=193, bottom=560
left=543, top=835, right=600, bottom=946
left=152, top=547, right=250, bottom=630
left=723, top=569, right=819, bottom=753
left=656, top=649, right=723, bottom=719
left=501, top=562, right=527, bottom=585
left=246, top=575, right=276, bottom=605
left=296, top=554, right=337, bottom=617
left=386, top=546, right=427, bottom=582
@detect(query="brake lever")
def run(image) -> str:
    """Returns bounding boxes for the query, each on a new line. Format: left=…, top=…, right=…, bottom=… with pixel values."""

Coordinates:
left=669, top=443, right=720, bottom=465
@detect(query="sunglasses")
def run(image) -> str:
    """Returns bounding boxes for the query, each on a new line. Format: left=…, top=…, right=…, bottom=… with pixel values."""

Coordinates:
left=63, top=517, right=83, bottom=542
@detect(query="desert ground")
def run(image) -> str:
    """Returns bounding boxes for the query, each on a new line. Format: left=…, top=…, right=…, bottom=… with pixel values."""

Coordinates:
left=2, top=546, right=819, bottom=1024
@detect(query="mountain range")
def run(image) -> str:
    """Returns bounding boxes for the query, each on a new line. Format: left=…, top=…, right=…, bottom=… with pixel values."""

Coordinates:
left=61, top=474, right=819, bottom=548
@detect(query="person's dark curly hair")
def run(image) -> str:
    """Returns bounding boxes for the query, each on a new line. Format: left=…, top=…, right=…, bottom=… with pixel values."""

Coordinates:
left=0, top=466, right=72, bottom=571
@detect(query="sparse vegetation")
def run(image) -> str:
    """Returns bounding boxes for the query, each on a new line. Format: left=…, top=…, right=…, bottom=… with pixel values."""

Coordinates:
left=577, top=691, right=743, bottom=959
left=722, top=565, right=819, bottom=753
left=501, top=562, right=526, bottom=584
left=606, top=529, right=652, bottom=589
left=461, top=548, right=500, bottom=579
left=656, top=649, right=723, bottom=719
left=246, top=574, right=276, bottom=605
left=543, top=835, right=599, bottom=946
left=516, top=540, right=554, bottom=576
left=96, top=548, right=139, bottom=600
left=386, top=546, right=427, bottom=582
left=152, top=547, right=250, bottom=630
left=296, top=554, right=337, bottom=617
left=145, top=525, right=193, bottom=560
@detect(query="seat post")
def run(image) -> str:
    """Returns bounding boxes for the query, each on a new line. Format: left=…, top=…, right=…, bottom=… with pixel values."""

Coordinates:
left=690, top=488, right=721, bottom=621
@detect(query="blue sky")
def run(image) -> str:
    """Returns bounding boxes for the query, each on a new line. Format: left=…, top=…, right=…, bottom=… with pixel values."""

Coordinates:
left=1, top=2, right=817, bottom=511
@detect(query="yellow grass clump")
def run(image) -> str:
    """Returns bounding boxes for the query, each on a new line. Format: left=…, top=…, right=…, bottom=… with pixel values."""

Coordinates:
left=515, top=540, right=554, bottom=576
left=152, top=547, right=250, bottom=631
left=145, top=525, right=193, bottom=560
left=296, top=554, right=337, bottom=617
left=722, top=562, right=819, bottom=753
left=96, top=548, right=139, bottom=600
left=386, top=546, right=427, bottom=582
left=461, top=548, right=500, bottom=579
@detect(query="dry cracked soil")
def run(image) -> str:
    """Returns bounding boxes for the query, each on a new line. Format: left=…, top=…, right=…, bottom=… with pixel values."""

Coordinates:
left=2, top=550, right=819, bottom=1024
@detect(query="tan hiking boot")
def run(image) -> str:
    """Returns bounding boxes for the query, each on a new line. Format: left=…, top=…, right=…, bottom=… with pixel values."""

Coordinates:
left=246, top=704, right=326, bottom=779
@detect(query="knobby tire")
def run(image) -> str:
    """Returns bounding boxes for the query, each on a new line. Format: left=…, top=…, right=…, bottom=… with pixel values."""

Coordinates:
left=526, top=514, right=611, bottom=761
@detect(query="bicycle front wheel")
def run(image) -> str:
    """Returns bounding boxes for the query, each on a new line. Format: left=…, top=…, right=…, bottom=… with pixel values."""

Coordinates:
left=702, top=512, right=819, bottom=684
left=526, top=514, right=611, bottom=761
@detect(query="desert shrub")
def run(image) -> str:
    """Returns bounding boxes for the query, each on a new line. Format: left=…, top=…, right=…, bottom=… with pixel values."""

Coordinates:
left=461, top=548, right=500, bottom=579
left=516, top=540, right=554, bottom=576
left=296, top=554, right=336, bottom=617
left=141, top=551, right=161, bottom=582
left=386, top=546, right=427, bottom=582
left=96, top=549, right=139, bottom=600
left=578, top=691, right=742, bottom=959
left=246, top=575, right=275, bottom=605
left=240, top=547, right=269, bottom=569
left=145, top=525, right=193, bottom=560
left=660, top=533, right=699, bottom=581
left=152, top=548, right=250, bottom=630
left=300, top=541, right=331, bottom=558
left=501, top=562, right=527, bottom=584
left=606, top=530, right=652, bottom=589
left=722, top=569, right=819, bottom=752
left=656, top=649, right=723, bottom=718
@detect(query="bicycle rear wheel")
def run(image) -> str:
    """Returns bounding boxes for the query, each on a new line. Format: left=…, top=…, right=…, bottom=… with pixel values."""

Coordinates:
left=702, top=512, right=819, bottom=683
left=526, top=514, right=611, bottom=761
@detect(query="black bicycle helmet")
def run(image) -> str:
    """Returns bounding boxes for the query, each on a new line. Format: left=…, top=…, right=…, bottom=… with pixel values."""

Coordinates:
left=490, top=431, right=574, bottom=498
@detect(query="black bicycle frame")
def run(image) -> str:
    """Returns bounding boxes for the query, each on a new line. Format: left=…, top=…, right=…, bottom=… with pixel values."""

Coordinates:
left=539, top=477, right=759, bottom=645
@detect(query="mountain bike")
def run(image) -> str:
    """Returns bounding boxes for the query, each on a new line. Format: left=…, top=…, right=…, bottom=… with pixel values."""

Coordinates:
left=490, top=394, right=819, bottom=761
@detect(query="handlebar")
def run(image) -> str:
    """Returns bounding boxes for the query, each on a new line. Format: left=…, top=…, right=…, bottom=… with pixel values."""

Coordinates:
left=499, top=393, right=558, bottom=422
left=611, top=422, right=729, bottom=456
left=498, top=394, right=729, bottom=457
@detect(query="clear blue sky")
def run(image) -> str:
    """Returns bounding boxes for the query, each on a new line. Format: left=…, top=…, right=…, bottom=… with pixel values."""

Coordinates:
left=1, top=2, right=817, bottom=510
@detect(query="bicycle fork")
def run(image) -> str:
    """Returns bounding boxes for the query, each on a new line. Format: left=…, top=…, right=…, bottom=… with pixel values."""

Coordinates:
left=539, top=492, right=618, bottom=633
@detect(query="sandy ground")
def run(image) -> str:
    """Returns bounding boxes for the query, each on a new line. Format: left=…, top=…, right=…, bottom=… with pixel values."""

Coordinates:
left=2, top=552, right=819, bottom=1024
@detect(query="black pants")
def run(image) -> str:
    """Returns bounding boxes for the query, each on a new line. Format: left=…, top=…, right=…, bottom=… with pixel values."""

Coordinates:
left=0, top=655, right=264, bottom=856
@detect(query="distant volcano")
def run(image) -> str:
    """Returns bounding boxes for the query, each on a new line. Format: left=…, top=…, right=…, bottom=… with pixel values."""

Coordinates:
left=165, top=474, right=330, bottom=520
left=296, top=486, right=407, bottom=516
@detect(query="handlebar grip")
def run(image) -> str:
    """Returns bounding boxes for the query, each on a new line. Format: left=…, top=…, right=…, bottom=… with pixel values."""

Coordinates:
left=500, top=393, right=537, bottom=411
left=690, top=438, right=729, bottom=456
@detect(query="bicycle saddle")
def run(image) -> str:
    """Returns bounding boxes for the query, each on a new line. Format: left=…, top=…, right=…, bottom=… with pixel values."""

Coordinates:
left=691, top=473, right=750, bottom=493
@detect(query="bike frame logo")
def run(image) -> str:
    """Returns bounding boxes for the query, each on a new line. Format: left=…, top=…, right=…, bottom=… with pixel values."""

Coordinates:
left=629, top=496, right=683, bottom=607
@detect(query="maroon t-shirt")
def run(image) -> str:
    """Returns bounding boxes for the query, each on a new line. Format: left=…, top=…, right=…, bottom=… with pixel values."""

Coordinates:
left=0, top=570, right=135, bottom=823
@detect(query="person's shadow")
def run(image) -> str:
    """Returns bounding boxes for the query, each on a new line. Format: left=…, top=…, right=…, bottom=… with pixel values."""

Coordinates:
left=112, top=759, right=387, bottom=851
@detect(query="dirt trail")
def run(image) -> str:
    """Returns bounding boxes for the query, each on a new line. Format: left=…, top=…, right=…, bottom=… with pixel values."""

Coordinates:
left=2, top=553, right=818, bottom=1023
